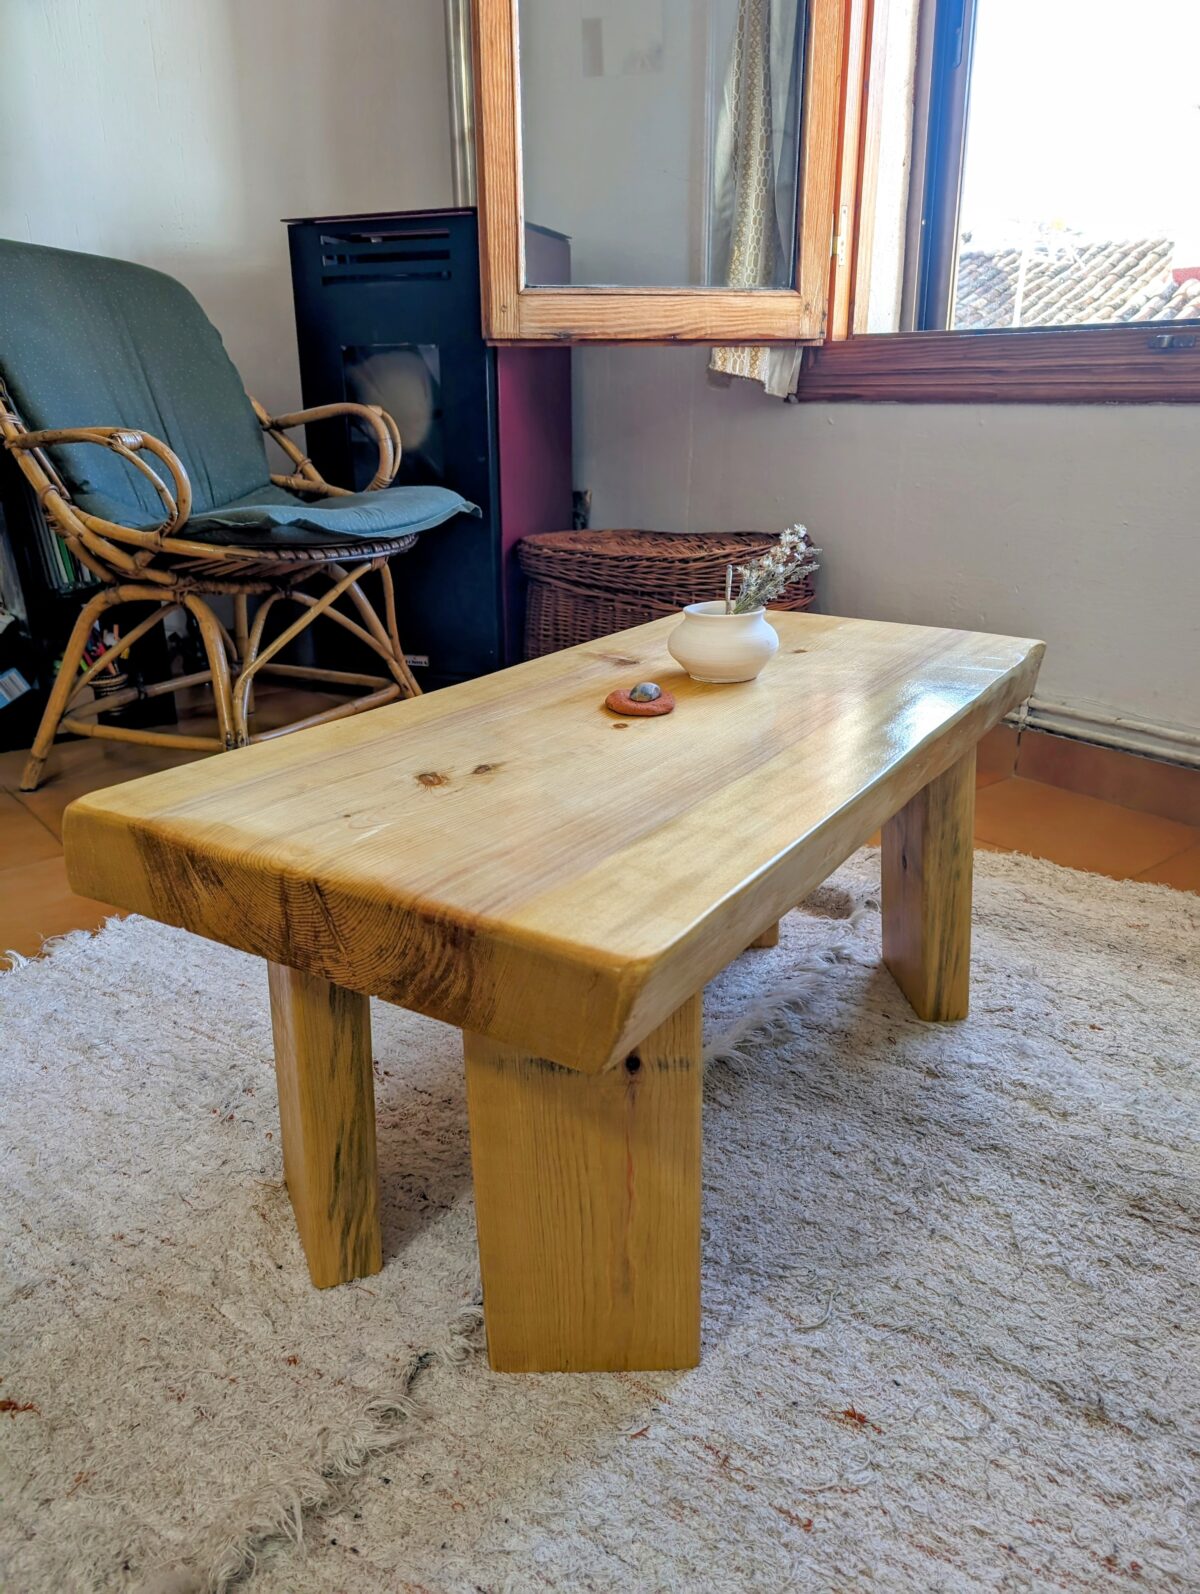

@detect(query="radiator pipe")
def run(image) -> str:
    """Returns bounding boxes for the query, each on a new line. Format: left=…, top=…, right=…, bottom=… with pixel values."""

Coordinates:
left=1007, top=697, right=1200, bottom=768
left=1026, top=698, right=1200, bottom=750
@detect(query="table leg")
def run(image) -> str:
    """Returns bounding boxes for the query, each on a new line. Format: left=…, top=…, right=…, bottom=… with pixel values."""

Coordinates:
left=464, top=995, right=703, bottom=1372
left=748, top=922, right=781, bottom=949
left=267, top=962, right=382, bottom=1287
left=881, top=748, right=975, bottom=1021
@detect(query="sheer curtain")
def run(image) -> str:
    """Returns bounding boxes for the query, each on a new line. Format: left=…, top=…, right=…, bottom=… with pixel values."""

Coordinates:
left=709, top=0, right=805, bottom=397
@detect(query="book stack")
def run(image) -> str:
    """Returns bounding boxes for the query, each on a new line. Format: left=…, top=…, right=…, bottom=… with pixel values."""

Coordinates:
left=33, top=512, right=92, bottom=592
left=0, top=511, right=23, bottom=619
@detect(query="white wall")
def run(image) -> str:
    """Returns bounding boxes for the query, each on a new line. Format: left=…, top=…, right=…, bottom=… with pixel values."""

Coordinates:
left=0, top=0, right=453, bottom=415
left=520, top=0, right=733, bottom=286
left=577, top=345, right=1200, bottom=734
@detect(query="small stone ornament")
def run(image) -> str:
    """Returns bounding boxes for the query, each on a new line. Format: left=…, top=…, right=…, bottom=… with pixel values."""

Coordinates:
left=604, top=680, right=676, bottom=718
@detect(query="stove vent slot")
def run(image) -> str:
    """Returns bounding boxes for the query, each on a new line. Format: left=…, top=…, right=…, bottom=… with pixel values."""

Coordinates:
left=319, top=228, right=453, bottom=286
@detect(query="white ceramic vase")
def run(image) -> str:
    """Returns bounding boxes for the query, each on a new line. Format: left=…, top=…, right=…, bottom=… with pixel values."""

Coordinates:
left=667, top=601, right=780, bottom=684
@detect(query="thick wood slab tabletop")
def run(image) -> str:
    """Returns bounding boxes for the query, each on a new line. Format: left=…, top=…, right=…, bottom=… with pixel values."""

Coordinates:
left=64, top=614, right=1043, bottom=1071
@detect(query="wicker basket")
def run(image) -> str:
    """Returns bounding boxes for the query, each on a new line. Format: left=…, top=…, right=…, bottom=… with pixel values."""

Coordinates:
left=519, top=530, right=816, bottom=659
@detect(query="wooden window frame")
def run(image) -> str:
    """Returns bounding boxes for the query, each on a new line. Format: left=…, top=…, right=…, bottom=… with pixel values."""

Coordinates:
left=795, top=0, right=1200, bottom=402
left=796, top=325, right=1200, bottom=402
left=472, top=0, right=848, bottom=345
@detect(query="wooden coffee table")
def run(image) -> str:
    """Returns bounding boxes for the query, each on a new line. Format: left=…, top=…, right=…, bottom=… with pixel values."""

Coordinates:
left=64, top=613, right=1042, bottom=1372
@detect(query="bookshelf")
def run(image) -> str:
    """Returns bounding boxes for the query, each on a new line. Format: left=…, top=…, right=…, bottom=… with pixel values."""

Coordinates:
left=0, top=455, right=174, bottom=754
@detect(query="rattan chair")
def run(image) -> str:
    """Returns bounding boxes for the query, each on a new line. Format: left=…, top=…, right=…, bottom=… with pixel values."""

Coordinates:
left=0, top=239, right=477, bottom=791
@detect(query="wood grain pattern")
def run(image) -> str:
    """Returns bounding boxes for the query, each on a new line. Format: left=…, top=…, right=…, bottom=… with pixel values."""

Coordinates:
left=848, top=0, right=889, bottom=336
left=64, top=613, right=1043, bottom=1073
left=506, top=288, right=823, bottom=345
left=471, top=0, right=843, bottom=343
left=881, top=748, right=975, bottom=1021
left=826, top=0, right=873, bottom=341
left=471, top=0, right=522, bottom=339
left=464, top=995, right=702, bottom=1372
left=267, top=962, right=381, bottom=1287
left=798, top=325, right=1200, bottom=403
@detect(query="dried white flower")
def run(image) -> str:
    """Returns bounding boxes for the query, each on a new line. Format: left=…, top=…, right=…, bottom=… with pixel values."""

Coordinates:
left=727, top=525, right=820, bottom=613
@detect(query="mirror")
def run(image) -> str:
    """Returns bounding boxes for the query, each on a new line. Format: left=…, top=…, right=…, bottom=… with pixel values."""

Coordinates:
left=518, top=0, right=807, bottom=291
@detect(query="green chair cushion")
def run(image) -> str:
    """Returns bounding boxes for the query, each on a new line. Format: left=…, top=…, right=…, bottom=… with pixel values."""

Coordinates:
left=0, top=239, right=271, bottom=525
left=185, top=482, right=479, bottom=548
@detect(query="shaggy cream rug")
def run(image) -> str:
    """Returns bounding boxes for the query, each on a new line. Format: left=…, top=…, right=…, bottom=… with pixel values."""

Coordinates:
left=1, top=848, right=1197, bottom=1593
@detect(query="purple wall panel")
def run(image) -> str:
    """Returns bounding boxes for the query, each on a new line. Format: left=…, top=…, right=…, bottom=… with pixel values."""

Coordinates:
left=496, top=345, right=573, bottom=661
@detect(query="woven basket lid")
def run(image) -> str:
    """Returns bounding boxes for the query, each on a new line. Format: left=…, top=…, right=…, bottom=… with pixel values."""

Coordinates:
left=518, top=529, right=786, bottom=597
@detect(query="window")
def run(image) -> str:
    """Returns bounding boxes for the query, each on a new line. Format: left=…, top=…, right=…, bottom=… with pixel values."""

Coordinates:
left=472, top=0, right=847, bottom=344
left=801, top=0, right=1200, bottom=400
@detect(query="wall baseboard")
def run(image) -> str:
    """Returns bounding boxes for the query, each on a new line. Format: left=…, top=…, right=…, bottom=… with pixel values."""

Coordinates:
left=982, top=718, right=1199, bottom=828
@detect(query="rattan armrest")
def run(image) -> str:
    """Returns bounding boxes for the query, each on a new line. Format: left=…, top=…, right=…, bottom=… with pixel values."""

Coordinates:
left=7, top=424, right=192, bottom=540
left=256, top=401, right=402, bottom=493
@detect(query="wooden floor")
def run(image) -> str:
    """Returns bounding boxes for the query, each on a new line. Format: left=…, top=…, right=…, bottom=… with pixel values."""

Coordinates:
left=1, top=699, right=1197, bottom=962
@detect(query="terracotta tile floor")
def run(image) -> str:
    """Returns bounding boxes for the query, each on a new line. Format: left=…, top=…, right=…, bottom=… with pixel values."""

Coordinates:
left=973, top=777, right=1197, bottom=880
left=1, top=711, right=1197, bottom=962
left=0, top=687, right=331, bottom=961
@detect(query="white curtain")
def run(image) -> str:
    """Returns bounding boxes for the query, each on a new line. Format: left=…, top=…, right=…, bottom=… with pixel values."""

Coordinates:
left=709, top=0, right=805, bottom=398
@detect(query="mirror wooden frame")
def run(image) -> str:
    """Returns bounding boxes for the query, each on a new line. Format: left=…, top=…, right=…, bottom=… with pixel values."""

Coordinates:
left=472, top=0, right=850, bottom=344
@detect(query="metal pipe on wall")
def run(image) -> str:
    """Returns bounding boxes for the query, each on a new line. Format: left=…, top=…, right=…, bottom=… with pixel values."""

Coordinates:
left=1028, top=698, right=1200, bottom=751
left=445, top=0, right=477, bottom=206
left=1005, top=697, right=1200, bottom=768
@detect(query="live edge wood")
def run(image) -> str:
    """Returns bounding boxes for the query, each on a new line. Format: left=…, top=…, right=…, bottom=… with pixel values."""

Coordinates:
left=881, top=749, right=975, bottom=1021
left=267, top=962, right=381, bottom=1288
left=465, top=995, right=702, bottom=1372
left=63, top=613, right=1044, bottom=1077
left=61, top=613, right=1043, bottom=1362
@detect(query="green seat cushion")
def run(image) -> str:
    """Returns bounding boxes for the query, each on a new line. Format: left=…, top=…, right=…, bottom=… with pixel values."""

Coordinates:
left=185, top=482, right=479, bottom=548
left=0, top=239, right=271, bottom=525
